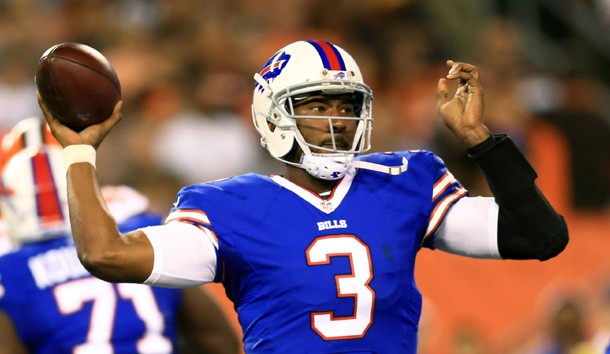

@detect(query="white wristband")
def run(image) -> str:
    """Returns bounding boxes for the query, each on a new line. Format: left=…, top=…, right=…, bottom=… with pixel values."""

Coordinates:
left=63, top=144, right=96, bottom=171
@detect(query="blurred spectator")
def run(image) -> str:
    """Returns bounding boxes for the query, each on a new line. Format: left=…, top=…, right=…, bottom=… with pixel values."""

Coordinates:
left=152, top=70, right=276, bottom=184
left=527, top=296, right=599, bottom=354
left=0, top=42, right=39, bottom=133
left=596, top=0, right=610, bottom=28
left=591, top=283, right=610, bottom=353
left=546, top=298, right=598, bottom=354
left=533, top=76, right=610, bottom=211
left=417, top=296, right=438, bottom=354
left=0, top=219, right=10, bottom=256
left=451, top=324, right=489, bottom=354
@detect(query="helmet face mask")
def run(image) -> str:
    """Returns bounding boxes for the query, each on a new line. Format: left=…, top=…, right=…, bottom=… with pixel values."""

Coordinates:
left=283, top=90, right=368, bottom=154
left=0, top=146, right=69, bottom=244
left=252, top=40, right=373, bottom=179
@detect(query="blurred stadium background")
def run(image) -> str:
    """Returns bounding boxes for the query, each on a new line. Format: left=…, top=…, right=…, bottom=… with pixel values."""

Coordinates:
left=1, top=0, right=608, bottom=352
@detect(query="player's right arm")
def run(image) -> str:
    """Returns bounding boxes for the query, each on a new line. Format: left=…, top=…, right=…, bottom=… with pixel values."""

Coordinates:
left=41, top=95, right=217, bottom=286
left=0, top=310, right=27, bottom=354
left=67, top=162, right=155, bottom=282
left=38, top=94, right=155, bottom=283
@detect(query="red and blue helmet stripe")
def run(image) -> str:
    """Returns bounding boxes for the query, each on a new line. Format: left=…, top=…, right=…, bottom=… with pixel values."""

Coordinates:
left=31, top=150, right=64, bottom=225
left=305, top=40, right=347, bottom=71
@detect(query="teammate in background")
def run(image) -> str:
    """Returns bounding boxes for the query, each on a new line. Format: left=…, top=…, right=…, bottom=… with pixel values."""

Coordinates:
left=40, top=40, right=568, bottom=353
left=0, top=119, right=239, bottom=354
left=0, top=220, right=10, bottom=256
left=0, top=117, right=61, bottom=256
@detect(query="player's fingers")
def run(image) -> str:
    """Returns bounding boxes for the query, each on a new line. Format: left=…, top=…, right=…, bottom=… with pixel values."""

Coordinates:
left=37, top=91, right=83, bottom=146
left=112, top=100, right=122, bottom=119
left=36, top=91, right=50, bottom=118
left=448, top=61, right=476, bottom=73
left=37, top=91, right=60, bottom=127
left=100, top=100, right=123, bottom=129
left=80, top=101, right=122, bottom=148
left=447, top=61, right=479, bottom=81
left=451, top=71, right=481, bottom=91
left=456, top=84, right=468, bottom=96
left=456, top=72, right=477, bottom=87
left=436, top=78, right=449, bottom=108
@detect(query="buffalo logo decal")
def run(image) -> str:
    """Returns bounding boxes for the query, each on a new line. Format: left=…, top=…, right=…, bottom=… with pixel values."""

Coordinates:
left=256, top=51, right=291, bottom=91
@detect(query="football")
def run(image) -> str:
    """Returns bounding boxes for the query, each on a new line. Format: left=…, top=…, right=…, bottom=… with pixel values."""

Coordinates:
left=35, top=42, right=121, bottom=132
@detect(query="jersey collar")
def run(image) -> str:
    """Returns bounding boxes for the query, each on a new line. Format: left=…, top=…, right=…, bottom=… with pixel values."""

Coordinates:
left=270, top=167, right=356, bottom=214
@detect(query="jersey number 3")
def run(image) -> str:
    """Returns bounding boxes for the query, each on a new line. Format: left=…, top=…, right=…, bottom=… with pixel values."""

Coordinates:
left=306, top=234, right=375, bottom=340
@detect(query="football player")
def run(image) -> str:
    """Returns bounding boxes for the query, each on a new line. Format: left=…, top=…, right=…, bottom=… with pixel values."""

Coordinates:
left=0, top=118, right=239, bottom=354
left=40, top=40, right=568, bottom=353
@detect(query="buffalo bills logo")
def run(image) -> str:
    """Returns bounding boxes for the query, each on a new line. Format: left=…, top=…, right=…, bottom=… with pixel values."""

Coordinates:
left=256, top=51, right=291, bottom=91
left=333, top=72, right=346, bottom=79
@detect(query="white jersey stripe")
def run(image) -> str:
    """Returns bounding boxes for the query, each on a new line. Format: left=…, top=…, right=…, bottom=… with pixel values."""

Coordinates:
left=425, top=187, right=467, bottom=239
left=165, top=210, right=211, bottom=225
left=432, top=171, right=457, bottom=201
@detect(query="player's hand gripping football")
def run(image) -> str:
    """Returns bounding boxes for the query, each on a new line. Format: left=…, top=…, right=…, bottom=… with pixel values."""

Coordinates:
left=436, top=60, right=491, bottom=147
left=37, top=91, right=122, bottom=149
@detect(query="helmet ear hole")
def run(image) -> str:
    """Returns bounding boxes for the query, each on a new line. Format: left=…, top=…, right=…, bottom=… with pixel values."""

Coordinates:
left=270, top=108, right=282, bottom=122
left=267, top=108, right=283, bottom=132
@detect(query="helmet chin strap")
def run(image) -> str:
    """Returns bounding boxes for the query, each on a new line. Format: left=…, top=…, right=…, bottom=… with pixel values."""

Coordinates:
left=300, top=153, right=409, bottom=180
left=295, top=123, right=408, bottom=180
left=351, top=158, right=409, bottom=175
left=301, top=153, right=354, bottom=180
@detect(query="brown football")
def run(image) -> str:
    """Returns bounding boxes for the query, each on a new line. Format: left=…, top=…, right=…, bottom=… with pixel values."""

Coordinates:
left=35, top=43, right=121, bottom=132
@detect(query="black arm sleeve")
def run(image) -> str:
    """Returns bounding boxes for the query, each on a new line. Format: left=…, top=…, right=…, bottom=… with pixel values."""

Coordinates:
left=467, top=134, right=569, bottom=261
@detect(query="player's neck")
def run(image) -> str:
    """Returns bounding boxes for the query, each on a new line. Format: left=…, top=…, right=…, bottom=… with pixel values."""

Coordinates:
left=284, top=165, right=339, bottom=197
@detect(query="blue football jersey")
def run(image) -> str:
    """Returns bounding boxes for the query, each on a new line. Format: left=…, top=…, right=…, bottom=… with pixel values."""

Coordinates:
left=0, top=214, right=182, bottom=354
left=167, top=150, right=467, bottom=353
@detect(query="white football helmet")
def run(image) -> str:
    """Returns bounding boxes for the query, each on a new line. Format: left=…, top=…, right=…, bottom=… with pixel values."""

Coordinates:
left=0, top=146, right=69, bottom=244
left=251, top=40, right=374, bottom=180
left=1, top=116, right=59, bottom=170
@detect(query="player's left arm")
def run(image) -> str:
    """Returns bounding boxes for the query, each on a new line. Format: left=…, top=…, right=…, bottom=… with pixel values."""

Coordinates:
left=466, top=134, right=568, bottom=260
left=0, top=310, right=27, bottom=354
left=435, top=60, right=568, bottom=260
